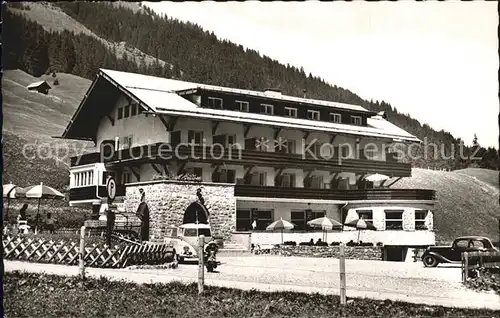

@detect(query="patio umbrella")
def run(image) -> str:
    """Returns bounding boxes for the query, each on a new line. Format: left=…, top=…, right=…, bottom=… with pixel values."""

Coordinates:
left=25, top=182, right=65, bottom=216
left=344, top=218, right=377, bottom=243
left=3, top=184, right=24, bottom=222
left=365, top=173, right=390, bottom=183
left=307, top=216, right=342, bottom=241
left=266, top=218, right=294, bottom=244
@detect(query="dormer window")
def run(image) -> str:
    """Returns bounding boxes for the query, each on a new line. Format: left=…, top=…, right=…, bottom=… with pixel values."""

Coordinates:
left=307, top=110, right=320, bottom=120
left=351, top=115, right=362, bottom=125
left=329, top=113, right=342, bottom=123
left=208, top=97, right=223, bottom=109
left=236, top=100, right=249, bottom=112
left=260, top=104, right=274, bottom=115
left=284, top=107, right=297, bottom=118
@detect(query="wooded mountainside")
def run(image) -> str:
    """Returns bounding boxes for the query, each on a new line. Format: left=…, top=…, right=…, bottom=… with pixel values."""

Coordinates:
left=3, top=2, right=499, bottom=171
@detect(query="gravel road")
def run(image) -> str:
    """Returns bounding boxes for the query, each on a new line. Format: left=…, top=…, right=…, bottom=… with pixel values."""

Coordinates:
left=5, top=256, right=500, bottom=310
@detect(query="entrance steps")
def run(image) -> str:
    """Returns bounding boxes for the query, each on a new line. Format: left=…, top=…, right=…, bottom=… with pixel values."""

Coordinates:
left=218, top=242, right=250, bottom=256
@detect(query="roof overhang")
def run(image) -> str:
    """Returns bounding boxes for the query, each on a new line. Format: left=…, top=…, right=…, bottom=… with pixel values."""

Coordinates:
left=61, top=69, right=421, bottom=144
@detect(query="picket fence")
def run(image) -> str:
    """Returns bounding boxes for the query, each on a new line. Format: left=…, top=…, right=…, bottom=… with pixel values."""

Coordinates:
left=2, top=235, right=175, bottom=268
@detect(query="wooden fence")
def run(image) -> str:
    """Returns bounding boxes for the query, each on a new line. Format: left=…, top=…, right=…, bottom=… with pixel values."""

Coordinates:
left=3, top=235, right=175, bottom=268
left=461, top=251, right=500, bottom=283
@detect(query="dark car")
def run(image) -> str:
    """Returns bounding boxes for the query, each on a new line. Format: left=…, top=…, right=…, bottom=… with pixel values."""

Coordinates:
left=422, top=236, right=499, bottom=267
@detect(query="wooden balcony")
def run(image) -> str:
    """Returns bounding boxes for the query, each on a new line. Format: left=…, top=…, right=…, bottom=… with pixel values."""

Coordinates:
left=69, top=185, right=126, bottom=201
left=71, top=143, right=411, bottom=177
left=234, top=185, right=435, bottom=201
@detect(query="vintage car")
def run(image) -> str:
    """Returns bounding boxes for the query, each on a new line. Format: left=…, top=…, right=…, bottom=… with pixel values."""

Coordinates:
left=422, top=236, right=499, bottom=267
left=163, top=223, right=220, bottom=272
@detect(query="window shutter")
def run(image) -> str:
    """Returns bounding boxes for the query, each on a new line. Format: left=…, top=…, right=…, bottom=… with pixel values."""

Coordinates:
left=212, top=170, right=220, bottom=182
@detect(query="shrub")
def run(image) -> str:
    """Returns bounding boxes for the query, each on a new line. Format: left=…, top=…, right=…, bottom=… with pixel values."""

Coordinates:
left=53, top=78, right=59, bottom=86
left=283, top=241, right=296, bottom=246
left=52, top=71, right=57, bottom=77
left=152, top=172, right=201, bottom=182
left=298, top=242, right=311, bottom=246
left=330, top=242, right=340, bottom=246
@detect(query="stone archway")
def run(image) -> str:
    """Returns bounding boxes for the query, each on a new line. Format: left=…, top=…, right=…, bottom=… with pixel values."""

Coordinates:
left=183, top=201, right=209, bottom=224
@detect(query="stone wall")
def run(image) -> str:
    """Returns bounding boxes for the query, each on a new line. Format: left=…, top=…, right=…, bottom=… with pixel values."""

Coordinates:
left=265, top=245, right=383, bottom=260
left=124, top=180, right=236, bottom=242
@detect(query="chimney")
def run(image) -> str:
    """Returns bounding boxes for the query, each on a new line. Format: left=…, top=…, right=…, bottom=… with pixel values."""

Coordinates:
left=303, top=89, right=307, bottom=98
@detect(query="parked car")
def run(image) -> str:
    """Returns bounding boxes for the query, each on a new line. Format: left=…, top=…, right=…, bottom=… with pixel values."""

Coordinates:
left=163, top=223, right=220, bottom=272
left=422, top=236, right=499, bottom=267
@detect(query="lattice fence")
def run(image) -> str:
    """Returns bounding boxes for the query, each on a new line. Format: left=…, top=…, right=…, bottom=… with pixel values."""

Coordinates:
left=3, top=235, right=176, bottom=268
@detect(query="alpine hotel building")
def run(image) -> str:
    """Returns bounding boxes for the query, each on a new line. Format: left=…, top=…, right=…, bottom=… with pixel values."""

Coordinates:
left=62, top=69, right=436, bottom=260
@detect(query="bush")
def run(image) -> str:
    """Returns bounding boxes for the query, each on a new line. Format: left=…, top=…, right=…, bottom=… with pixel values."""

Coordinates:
left=53, top=78, right=59, bottom=86
left=299, top=241, right=312, bottom=246
left=52, top=71, right=57, bottom=77
left=283, top=241, right=296, bottom=246
left=330, top=242, right=340, bottom=246
left=152, top=172, right=201, bottom=182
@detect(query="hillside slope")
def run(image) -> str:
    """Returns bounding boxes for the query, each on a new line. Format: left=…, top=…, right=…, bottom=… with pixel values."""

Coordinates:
left=453, top=168, right=499, bottom=190
left=392, top=168, right=499, bottom=242
left=2, top=69, right=91, bottom=141
left=7, top=2, right=170, bottom=69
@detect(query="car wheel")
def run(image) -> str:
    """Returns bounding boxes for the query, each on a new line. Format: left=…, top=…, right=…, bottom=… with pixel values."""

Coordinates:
left=177, top=255, right=184, bottom=264
left=423, top=255, right=438, bottom=267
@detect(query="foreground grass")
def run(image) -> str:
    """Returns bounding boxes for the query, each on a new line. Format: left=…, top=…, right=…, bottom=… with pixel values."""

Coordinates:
left=4, top=271, right=499, bottom=317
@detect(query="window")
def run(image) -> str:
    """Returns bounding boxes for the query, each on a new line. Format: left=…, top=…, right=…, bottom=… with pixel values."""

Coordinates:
left=276, top=139, right=296, bottom=154
left=309, top=175, right=324, bottom=189
left=213, top=169, right=236, bottom=183
left=236, top=100, right=249, bottom=112
left=351, top=116, right=362, bottom=125
left=117, top=107, right=123, bottom=120
left=227, top=135, right=237, bottom=148
left=208, top=97, right=223, bottom=109
left=260, top=104, right=274, bottom=115
left=254, top=210, right=273, bottom=230
left=329, top=113, right=341, bottom=123
left=385, top=209, right=403, bottom=230
left=73, top=170, right=94, bottom=187
left=291, top=211, right=307, bottom=231
left=251, top=172, right=267, bottom=186
left=415, top=210, right=427, bottom=230
left=122, top=172, right=132, bottom=184
left=455, top=239, right=469, bottom=249
left=284, top=107, right=298, bottom=118
left=122, top=135, right=133, bottom=149
left=131, top=103, right=137, bottom=116
left=340, top=145, right=351, bottom=158
left=279, top=173, right=296, bottom=187
left=188, top=130, right=204, bottom=145
left=291, top=210, right=326, bottom=231
left=306, top=142, right=322, bottom=157
left=357, top=210, right=373, bottom=223
left=307, top=110, right=320, bottom=120
left=236, top=210, right=251, bottom=231
left=124, top=105, right=130, bottom=118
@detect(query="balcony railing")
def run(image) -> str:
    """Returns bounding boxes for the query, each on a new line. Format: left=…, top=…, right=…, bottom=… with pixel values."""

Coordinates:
left=234, top=185, right=436, bottom=201
left=69, top=185, right=126, bottom=201
left=71, top=143, right=411, bottom=177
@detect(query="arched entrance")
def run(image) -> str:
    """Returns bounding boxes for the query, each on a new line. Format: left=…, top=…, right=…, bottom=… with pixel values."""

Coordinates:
left=183, top=202, right=209, bottom=224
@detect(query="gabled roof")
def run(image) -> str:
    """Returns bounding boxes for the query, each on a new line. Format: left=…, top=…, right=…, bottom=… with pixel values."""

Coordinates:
left=27, top=80, right=50, bottom=89
left=61, top=69, right=421, bottom=143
